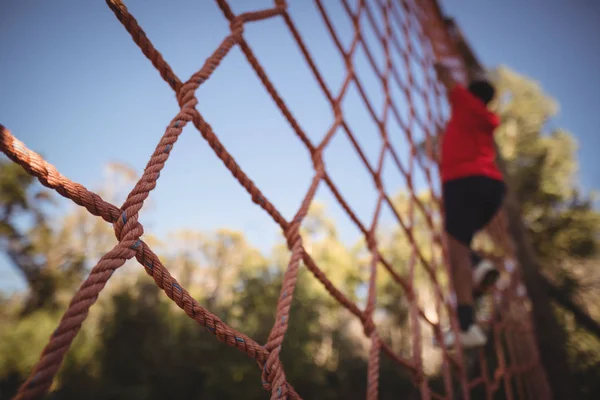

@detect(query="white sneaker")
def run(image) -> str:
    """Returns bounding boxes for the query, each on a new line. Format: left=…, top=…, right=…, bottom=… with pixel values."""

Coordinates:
left=436, top=324, right=487, bottom=349
left=473, top=259, right=500, bottom=294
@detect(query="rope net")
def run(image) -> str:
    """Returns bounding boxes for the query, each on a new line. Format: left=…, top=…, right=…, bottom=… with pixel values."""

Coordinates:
left=0, top=0, right=551, bottom=399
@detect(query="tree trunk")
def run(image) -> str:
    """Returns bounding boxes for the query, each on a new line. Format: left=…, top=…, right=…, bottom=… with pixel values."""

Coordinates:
left=500, top=188, right=575, bottom=399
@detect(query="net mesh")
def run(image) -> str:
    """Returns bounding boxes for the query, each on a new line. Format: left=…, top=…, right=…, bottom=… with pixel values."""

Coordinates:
left=0, top=0, right=552, bottom=398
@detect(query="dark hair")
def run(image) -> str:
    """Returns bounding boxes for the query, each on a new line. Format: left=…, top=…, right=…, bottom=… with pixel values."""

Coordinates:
left=468, top=80, right=496, bottom=105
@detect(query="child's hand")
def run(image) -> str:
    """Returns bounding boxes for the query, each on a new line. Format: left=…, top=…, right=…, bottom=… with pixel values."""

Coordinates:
left=416, top=134, right=440, bottom=163
left=434, top=62, right=449, bottom=77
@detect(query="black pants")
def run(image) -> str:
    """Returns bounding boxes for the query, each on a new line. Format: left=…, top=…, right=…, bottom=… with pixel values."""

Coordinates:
left=442, top=176, right=506, bottom=266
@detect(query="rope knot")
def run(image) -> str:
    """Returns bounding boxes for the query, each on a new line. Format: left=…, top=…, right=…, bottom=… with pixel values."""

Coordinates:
left=230, top=17, right=245, bottom=43
left=366, top=231, right=377, bottom=252
left=405, top=287, right=417, bottom=303
left=112, top=209, right=128, bottom=241
left=373, top=174, right=383, bottom=192
left=363, top=317, right=376, bottom=338
left=332, top=103, right=343, bottom=125
left=274, top=0, right=287, bottom=9
left=413, top=369, right=425, bottom=386
left=346, top=64, right=355, bottom=80
left=284, top=219, right=302, bottom=250
left=176, top=79, right=201, bottom=109
left=311, top=147, right=324, bottom=172
left=260, top=353, right=289, bottom=398
left=112, top=208, right=144, bottom=250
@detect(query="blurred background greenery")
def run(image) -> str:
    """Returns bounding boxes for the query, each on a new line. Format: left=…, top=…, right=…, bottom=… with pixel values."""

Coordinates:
left=1, top=67, right=600, bottom=399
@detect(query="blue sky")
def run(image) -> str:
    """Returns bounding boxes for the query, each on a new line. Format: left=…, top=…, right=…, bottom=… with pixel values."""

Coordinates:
left=1, top=0, right=599, bottom=292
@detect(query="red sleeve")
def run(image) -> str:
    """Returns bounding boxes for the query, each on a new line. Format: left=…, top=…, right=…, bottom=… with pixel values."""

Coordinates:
left=449, top=84, right=500, bottom=131
left=449, top=84, right=472, bottom=107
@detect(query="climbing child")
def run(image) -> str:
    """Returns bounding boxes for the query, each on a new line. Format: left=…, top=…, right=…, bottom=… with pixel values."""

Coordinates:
left=433, top=62, right=506, bottom=349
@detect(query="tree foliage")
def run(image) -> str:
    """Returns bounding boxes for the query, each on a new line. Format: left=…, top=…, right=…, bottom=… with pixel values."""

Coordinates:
left=491, top=66, right=600, bottom=263
left=1, top=65, right=599, bottom=399
left=489, top=66, right=600, bottom=398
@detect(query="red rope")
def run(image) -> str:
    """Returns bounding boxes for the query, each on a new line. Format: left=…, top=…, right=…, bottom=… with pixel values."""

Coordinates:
left=1, top=0, right=550, bottom=398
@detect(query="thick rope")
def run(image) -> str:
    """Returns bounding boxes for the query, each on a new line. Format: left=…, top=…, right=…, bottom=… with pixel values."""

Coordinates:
left=0, top=126, right=268, bottom=366
left=1, top=0, right=548, bottom=398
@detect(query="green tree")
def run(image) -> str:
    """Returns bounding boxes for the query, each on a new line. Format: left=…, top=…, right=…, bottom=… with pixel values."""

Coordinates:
left=5, top=62, right=600, bottom=399
left=491, top=66, right=600, bottom=264
left=489, top=66, right=600, bottom=398
left=0, top=158, right=59, bottom=315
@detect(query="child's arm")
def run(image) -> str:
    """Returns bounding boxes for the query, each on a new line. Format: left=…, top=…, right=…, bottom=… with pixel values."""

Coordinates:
left=417, top=124, right=442, bottom=164
left=425, top=133, right=440, bottom=163
left=434, top=62, right=457, bottom=96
